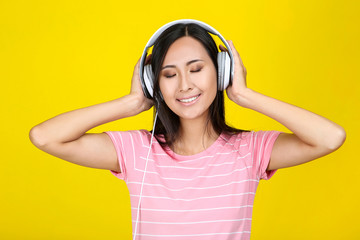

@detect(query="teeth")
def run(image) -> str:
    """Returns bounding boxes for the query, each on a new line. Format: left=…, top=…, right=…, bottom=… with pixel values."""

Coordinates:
left=179, top=95, right=199, bottom=103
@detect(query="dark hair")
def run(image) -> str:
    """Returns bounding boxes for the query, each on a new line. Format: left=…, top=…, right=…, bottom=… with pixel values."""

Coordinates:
left=150, top=23, right=250, bottom=148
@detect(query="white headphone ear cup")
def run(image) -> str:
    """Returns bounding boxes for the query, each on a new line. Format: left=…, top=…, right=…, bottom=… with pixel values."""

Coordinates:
left=144, top=64, right=154, bottom=98
left=217, top=52, right=225, bottom=90
left=223, top=52, right=231, bottom=90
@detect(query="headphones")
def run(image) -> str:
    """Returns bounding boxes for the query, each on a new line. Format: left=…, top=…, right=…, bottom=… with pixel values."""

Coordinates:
left=139, top=19, right=235, bottom=100
left=133, top=19, right=233, bottom=240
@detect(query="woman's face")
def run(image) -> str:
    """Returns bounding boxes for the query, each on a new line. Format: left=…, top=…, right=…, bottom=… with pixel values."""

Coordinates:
left=159, top=36, right=217, bottom=121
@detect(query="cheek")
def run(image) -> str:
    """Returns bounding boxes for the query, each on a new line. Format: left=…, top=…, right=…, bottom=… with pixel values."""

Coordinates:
left=159, top=80, right=168, bottom=97
left=201, top=69, right=218, bottom=91
left=159, top=79, right=175, bottom=102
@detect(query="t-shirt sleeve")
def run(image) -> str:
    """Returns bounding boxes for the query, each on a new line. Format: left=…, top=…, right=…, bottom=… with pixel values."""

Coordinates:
left=103, top=131, right=128, bottom=181
left=248, top=130, right=283, bottom=180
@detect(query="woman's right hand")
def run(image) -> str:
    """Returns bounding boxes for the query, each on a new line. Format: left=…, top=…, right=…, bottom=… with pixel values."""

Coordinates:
left=129, top=55, right=154, bottom=113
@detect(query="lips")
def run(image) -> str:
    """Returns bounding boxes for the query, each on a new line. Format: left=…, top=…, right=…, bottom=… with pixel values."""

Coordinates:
left=177, top=94, right=201, bottom=102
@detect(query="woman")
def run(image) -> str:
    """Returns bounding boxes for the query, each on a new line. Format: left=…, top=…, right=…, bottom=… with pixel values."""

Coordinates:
left=29, top=21, right=346, bottom=240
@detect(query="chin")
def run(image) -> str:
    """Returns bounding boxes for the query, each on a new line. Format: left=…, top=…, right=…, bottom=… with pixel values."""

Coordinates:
left=177, top=109, right=209, bottom=121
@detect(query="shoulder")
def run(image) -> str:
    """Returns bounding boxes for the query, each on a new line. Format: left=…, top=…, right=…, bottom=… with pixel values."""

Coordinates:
left=223, top=130, right=281, bottom=147
left=241, top=130, right=283, bottom=149
left=105, top=129, right=151, bottom=143
left=217, top=131, right=252, bottom=151
left=222, top=130, right=253, bottom=143
left=127, top=129, right=152, bottom=142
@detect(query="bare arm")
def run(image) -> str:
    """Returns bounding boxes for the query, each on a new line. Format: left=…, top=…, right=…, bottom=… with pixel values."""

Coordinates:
left=235, top=88, right=346, bottom=170
left=224, top=40, right=346, bottom=171
left=29, top=94, right=145, bottom=146
left=29, top=57, right=153, bottom=171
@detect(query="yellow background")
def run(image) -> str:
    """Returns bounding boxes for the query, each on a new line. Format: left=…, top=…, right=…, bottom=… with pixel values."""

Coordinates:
left=1, top=0, right=359, bottom=239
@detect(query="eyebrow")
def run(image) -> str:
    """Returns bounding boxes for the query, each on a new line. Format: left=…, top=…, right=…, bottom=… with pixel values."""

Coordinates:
left=161, top=59, right=204, bottom=70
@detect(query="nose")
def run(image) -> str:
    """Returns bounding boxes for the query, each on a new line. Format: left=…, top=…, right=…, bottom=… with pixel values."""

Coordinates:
left=178, top=72, right=193, bottom=92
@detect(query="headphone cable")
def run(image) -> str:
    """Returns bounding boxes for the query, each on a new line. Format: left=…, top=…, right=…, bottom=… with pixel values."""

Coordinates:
left=133, top=111, right=158, bottom=240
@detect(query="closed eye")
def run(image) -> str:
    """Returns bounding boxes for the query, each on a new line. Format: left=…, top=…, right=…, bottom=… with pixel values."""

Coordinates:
left=165, top=74, right=176, bottom=78
left=191, top=68, right=202, bottom=73
left=164, top=67, right=202, bottom=78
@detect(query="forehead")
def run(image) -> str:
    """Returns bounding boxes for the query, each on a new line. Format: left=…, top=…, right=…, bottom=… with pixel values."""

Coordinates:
left=162, top=36, right=210, bottom=66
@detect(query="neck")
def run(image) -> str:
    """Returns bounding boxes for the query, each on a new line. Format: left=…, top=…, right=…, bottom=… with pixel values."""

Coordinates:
left=171, top=116, right=219, bottom=156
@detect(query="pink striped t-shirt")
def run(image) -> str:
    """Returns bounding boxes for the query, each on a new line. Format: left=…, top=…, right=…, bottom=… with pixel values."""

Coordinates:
left=104, top=129, right=282, bottom=240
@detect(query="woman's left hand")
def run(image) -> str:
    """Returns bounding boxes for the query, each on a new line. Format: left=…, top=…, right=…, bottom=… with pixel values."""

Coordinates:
left=220, top=40, right=249, bottom=107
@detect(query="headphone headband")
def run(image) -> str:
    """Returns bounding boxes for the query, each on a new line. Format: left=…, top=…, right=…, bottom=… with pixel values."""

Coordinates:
left=139, top=19, right=234, bottom=98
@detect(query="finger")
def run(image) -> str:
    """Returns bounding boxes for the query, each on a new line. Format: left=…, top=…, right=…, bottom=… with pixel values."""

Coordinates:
left=145, top=53, right=152, bottom=65
left=227, top=40, right=237, bottom=54
left=227, top=40, right=244, bottom=66
left=219, top=44, right=228, bottom=52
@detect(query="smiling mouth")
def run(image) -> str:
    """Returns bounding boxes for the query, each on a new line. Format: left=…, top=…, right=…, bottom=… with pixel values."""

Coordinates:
left=177, top=94, right=201, bottom=103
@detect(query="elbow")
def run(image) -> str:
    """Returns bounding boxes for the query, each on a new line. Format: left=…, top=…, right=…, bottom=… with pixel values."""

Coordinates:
left=327, top=126, right=346, bottom=151
left=29, top=126, right=48, bottom=148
